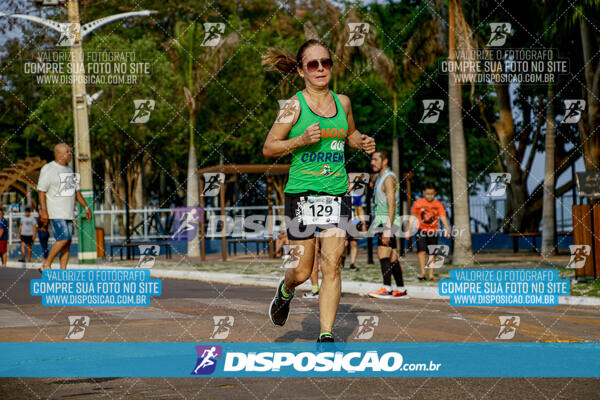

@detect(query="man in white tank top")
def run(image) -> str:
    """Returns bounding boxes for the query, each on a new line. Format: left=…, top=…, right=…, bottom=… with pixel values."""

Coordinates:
left=367, top=150, right=407, bottom=299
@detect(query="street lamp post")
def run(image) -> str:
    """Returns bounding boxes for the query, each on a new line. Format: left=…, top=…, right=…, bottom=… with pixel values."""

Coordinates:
left=1, top=1, right=155, bottom=264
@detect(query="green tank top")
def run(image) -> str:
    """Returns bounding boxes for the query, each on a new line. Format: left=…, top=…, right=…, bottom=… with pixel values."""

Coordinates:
left=284, top=90, right=349, bottom=195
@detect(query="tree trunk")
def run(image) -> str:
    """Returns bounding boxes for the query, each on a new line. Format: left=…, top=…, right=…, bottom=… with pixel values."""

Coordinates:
left=186, top=143, right=200, bottom=257
left=448, top=0, right=473, bottom=265
left=107, top=156, right=126, bottom=236
left=103, top=159, right=113, bottom=236
left=391, top=92, right=400, bottom=180
left=492, top=84, right=528, bottom=232
left=159, top=170, right=166, bottom=205
left=541, top=86, right=556, bottom=256
left=579, top=18, right=600, bottom=171
left=133, top=164, right=144, bottom=228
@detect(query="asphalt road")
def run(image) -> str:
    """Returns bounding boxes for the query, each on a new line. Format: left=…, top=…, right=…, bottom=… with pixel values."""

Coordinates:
left=1, top=267, right=599, bottom=399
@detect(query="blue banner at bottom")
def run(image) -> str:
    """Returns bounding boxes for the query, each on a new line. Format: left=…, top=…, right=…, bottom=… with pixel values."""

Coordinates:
left=0, top=342, right=599, bottom=377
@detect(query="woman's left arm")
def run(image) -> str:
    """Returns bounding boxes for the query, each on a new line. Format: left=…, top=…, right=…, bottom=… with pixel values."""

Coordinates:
left=339, top=94, right=376, bottom=154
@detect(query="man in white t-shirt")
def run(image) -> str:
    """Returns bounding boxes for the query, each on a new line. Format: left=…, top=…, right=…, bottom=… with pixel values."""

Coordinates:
left=37, top=143, right=91, bottom=272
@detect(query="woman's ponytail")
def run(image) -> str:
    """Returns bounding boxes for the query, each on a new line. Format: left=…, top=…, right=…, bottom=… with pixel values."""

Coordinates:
left=261, top=47, right=298, bottom=75
left=262, top=39, right=331, bottom=75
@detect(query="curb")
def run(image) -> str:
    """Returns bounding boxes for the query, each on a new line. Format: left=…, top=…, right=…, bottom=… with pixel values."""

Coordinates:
left=148, top=268, right=443, bottom=300
left=5, top=261, right=599, bottom=306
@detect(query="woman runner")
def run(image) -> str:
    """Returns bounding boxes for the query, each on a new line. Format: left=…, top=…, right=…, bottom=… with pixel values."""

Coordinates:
left=262, top=39, right=376, bottom=342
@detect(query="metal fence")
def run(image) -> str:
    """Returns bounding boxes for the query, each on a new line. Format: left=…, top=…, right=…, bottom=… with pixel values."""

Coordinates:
left=467, top=193, right=574, bottom=233
left=3, top=205, right=285, bottom=244
left=3, top=193, right=576, bottom=244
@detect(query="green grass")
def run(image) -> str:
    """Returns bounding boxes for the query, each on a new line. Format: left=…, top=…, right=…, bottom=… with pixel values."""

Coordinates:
left=569, top=278, right=600, bottom=297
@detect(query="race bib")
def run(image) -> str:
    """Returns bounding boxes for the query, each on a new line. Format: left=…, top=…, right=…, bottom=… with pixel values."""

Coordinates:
left=300, top=196, right=341, bottom=225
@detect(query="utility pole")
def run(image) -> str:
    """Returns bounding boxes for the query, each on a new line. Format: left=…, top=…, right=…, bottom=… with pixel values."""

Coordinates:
left=67, top=0, right=96, bottom=264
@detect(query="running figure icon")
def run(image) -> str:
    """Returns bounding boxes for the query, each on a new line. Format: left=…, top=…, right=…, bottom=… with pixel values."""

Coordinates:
left=193, top=346, right=218, bottom=374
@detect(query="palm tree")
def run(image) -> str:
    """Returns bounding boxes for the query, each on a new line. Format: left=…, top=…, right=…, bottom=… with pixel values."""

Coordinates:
left=365, top=2, right=445, bottom=204
left=169, top=21, right=238, bottom=257
left=447, top=0, right=474, bottom=264
left=541, top=85, right=556, bottom=256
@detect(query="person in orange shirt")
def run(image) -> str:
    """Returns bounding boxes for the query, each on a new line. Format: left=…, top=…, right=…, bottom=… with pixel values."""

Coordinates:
left=411, top=182, right=451, bottom=280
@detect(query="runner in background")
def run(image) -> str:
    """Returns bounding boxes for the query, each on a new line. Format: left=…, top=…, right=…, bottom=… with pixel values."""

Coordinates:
left=345, top=193, right=366, bottom=271
left=303, top=236, right=320, bottom=299
left=367, top=150, right=407, bottom=299
left=275, top=221, right=289, bottom=258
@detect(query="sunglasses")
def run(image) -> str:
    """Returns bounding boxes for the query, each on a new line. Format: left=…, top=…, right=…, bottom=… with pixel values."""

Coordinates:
left=304, top=58, right=333, bottom=73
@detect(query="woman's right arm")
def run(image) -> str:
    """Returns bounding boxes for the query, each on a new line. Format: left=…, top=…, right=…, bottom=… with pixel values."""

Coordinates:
left=262, top=98, right=321, bottom=158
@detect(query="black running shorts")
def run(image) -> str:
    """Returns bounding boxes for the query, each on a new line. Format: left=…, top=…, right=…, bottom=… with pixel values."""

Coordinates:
left=284, top=192, right=352, bottom=240
left=416, top=229, right=439, bottom=253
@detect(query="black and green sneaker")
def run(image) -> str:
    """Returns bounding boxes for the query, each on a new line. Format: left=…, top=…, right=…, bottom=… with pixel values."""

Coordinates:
left=269, top=278, right=294, bottom=326
left=317, top=333, right=334, bottom=343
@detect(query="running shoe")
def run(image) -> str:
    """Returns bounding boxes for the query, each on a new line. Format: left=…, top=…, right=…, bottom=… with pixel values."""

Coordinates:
left=391, top=289, right=408, bottom=298
left=348, top=263, right=360, bottom=271
left=317, top=333, right=334, bottom=342
left=269, top=278, right=294, bottom=326
left=367, top=287, right=393, bottom=299
left=303, top=291, right=319, bottom=299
